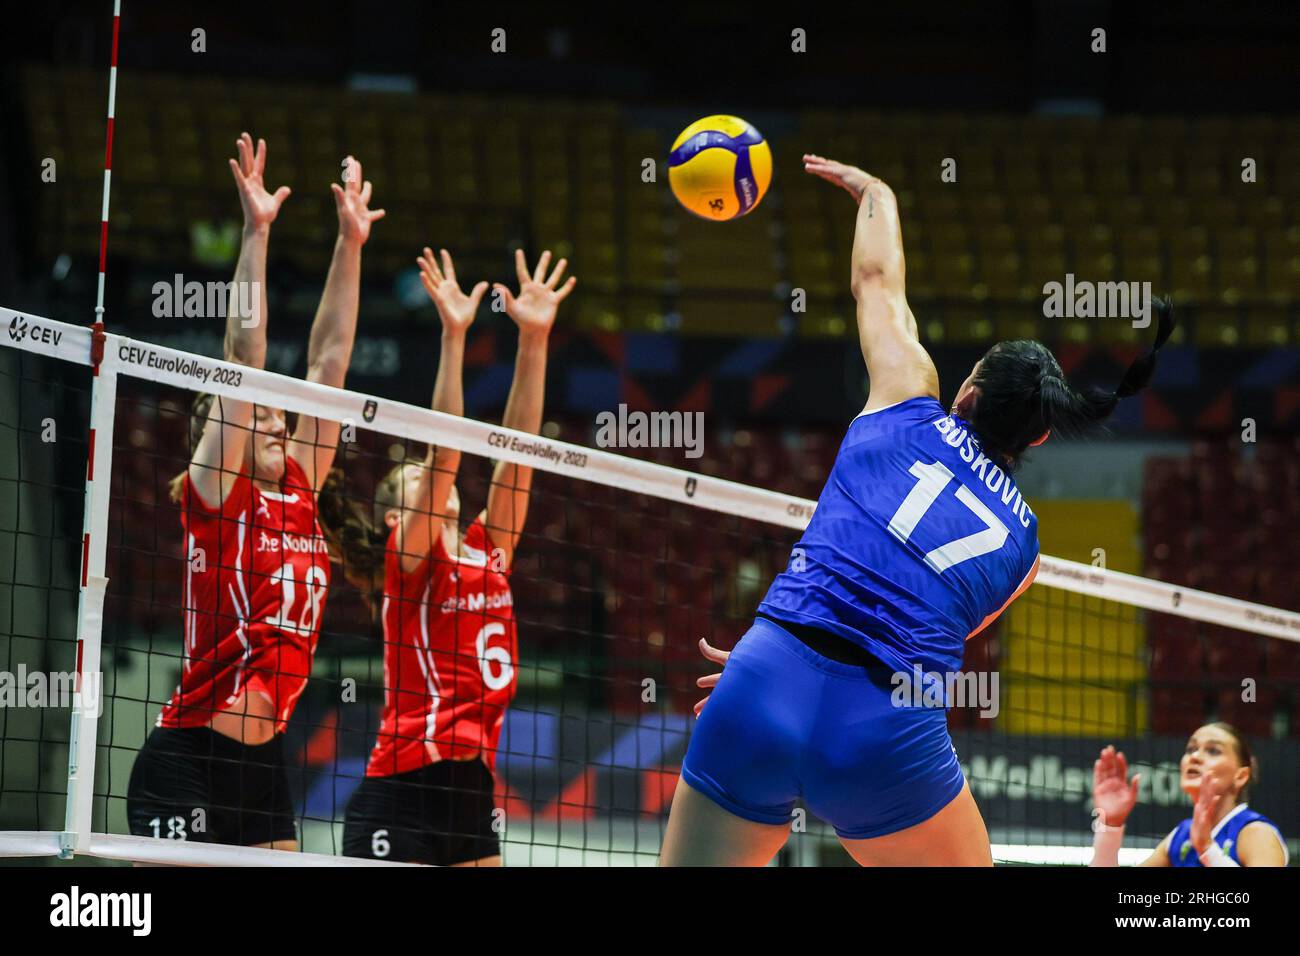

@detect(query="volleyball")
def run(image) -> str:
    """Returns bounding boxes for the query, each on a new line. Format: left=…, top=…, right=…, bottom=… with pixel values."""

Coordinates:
left=667, top=114, right=773, bottom=221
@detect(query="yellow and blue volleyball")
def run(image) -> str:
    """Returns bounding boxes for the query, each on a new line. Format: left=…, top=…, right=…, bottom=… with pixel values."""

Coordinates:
left=667, top=115, right=772, bottom=221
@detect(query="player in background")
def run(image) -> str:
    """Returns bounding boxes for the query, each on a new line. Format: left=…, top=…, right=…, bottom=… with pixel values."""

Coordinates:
left=326, top=248, right=574, bottom=866
left=660, top=155, right=1174, bottom=866
left=1091, top=725, right=1287, bottom=866
left=126, top=135, right=384, bottom=851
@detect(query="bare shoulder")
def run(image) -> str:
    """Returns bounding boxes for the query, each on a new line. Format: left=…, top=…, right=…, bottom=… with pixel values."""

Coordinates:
left=1238, top=820, right=1288, bottom=866
left=1137, top=831, right=1173, bottom=867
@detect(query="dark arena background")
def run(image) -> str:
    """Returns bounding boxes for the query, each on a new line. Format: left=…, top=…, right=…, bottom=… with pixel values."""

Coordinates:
left=1, top=0, right=1298, bottom=886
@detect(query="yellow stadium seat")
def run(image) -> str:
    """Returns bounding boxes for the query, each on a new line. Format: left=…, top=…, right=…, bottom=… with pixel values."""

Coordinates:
left=1193, top=306, right=1243, bottom=346
left=1001, top=682, right=1148, bottom=736
left=1243, top=309, right=1292, bottom=346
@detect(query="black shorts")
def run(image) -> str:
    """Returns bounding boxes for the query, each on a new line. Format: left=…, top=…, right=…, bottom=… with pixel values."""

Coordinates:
left=126, top=726, right=297, bottom=847
left=343, top=759, right=500, bottom=865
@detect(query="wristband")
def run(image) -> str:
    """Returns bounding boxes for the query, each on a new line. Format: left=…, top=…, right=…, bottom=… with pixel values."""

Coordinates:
left=1199, top=842, right=1239, bottom=867
left=1090, top=822, right=1125, bottom=866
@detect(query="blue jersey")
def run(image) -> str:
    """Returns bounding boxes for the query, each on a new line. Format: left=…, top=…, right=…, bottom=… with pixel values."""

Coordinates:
left=759, top=396, right=1040, bottom=676
left=1167, top=804, right=1288, bottom=866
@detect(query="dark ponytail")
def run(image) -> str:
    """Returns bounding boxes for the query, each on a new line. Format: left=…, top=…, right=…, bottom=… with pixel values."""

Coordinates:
left=969, top=297, right=1175, bottom=467
left=316, top=467, right=394, bottom=613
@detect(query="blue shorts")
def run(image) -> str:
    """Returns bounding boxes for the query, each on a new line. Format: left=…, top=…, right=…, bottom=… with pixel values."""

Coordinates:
left=681, top=617, right=966, bottom=839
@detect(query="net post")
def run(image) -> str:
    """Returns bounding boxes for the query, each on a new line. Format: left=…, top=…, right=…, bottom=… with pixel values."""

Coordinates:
left=60, top=362, right=119, bottom=857
left=59, top=0, right=122, bottom=859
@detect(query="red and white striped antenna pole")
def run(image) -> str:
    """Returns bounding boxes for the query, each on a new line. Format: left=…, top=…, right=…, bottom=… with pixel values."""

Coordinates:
left=90, top=0, right=121, bottom=370
left=63, top=0, right=123, bottom=858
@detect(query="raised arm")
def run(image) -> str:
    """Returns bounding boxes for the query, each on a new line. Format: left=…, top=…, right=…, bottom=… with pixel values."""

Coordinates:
left=1191, top=778, right=1284, bottom=867
left=1089, top=745, right=1166, bottom=866
left=286, top=156, right=385, bottom=491
left=483, top=249, right=575, bottom=569
left=392, top=248, right=485, bottom=572
left=804, top=154, right=937, bottom=412
left=189, top=133, right=290, bottom=507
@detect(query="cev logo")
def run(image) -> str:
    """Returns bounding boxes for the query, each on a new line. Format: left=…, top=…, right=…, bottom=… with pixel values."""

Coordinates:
left=8, top=315, right=62, bottom=346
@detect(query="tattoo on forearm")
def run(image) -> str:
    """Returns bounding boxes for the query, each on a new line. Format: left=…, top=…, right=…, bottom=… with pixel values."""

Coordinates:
left=867, top=191, right=875, bottom=218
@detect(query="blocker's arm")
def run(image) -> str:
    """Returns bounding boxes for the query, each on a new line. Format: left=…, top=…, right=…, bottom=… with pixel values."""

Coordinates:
left=189, top=133, right=287, bottom=508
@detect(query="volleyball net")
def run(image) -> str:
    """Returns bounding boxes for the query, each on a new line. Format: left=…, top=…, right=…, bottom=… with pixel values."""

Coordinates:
left=2, top=306, right=1298, bottom=866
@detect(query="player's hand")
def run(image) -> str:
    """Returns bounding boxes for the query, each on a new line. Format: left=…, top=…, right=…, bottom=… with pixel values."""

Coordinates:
left=494, top=249, right=576, bottom=338
left=331, top=156, right=385, bottom=246
left=1190, top=775, right=1223, bottom=854
left=228, top=132, right=291, bottom=230
left=1092, top=745, right=1140, bottom=830
left=418, top=247, right=486, bottom=335
left=692, top=637, right=732, bottom=718
left=802, top=154, right=879, bottom=205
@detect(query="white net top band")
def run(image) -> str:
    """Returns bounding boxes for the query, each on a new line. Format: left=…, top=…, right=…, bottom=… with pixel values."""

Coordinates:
left=4, top=305, right=1298, bottom=643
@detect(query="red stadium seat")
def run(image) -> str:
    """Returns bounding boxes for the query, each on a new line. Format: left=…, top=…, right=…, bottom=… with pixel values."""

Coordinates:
left=962, top=632, right=999, bottom=673
left=1150, top=687, right=1208, bottom=735
left=1263, top=640, right=1300, bottom=681
left=1212, top=687, right=1279, bottom=739
left=1257, top=569, right=1298, bottom=610
left=1202, top=625, right=1264, bottom=676
left=1149, top=626, right=1205, bottom=679
left=1190, top=564, right=1252, bottom=601
left=946, top=705, right=975, bottom=730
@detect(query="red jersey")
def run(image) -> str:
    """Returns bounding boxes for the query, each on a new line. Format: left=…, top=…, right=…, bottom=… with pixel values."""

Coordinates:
left=159, top=455, right=330, bottom=733
left=366, top=517, right=518, bottom=776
